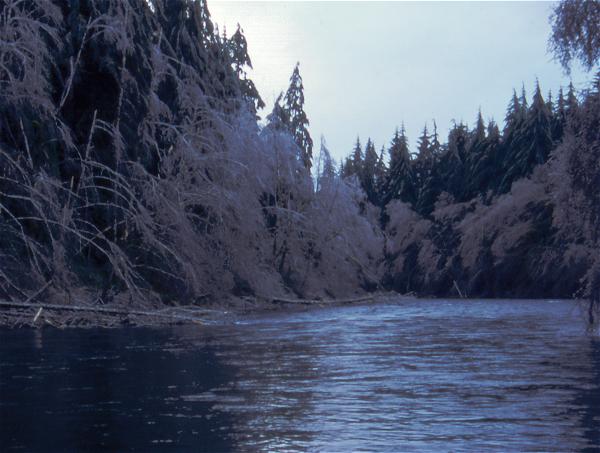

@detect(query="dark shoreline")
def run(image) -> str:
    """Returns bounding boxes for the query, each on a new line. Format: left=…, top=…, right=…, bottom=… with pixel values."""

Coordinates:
left=1, top=294, right=589, bottom=330
left=0, top=292, right=397, bottom=329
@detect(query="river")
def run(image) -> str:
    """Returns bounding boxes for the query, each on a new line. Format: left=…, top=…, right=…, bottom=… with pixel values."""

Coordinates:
left=1, top=299, right=599, bottom=452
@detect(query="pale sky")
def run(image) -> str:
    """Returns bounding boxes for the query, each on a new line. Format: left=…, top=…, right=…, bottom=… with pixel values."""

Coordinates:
left=209, top=1, right=590, bottom=163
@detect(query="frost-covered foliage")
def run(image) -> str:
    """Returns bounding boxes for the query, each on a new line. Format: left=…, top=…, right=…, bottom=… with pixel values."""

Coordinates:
left=383, top=137, right=596, bottom=300
left=0, top=0, right=383, bottom=305
left=550, top=0, right=600, bottom=72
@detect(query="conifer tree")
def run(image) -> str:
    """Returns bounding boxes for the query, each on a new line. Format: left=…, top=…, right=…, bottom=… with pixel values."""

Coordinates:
left=381, top=126, right=415, bottom=205
left=342, top=137, right=363, bottom=179
left=362, top=138, right=380, bottom=203
left=414, top=124, right=432, bottom=189
left=282, top=63, right=313, bottom=170
left=519, top=84, right=529, bottom=114
left=375, top=146, right=388, bottom=193
left=316, top=136, right=335, bottom=191
left=565, top=81, right=579, bottom=119
left=553, top=87, right=567, bottom=141
left=465, top=110, right=489, bottom=198
left=504, top=89, right=523, bottom=134
left=526, top=81, right=554, bottom=164
left=500, top=81, right=553, bottom=192
left=429, top=120, right=442, bottom=157
left=227, top=24, right=265, bottom=114
left=266, top=92, right=290, bottom=131
left=415, top=123, right=445, bottom=212
left=441, top=122, right=470, bottom=200
left=497, top=89, right=527, bottom=193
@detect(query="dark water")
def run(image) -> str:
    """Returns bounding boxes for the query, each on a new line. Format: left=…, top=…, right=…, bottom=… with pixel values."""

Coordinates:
left=1, top=299, right=599, bottom=452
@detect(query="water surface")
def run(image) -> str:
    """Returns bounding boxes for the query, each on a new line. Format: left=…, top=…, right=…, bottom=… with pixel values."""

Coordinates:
left=1, top=299, right=599, bottom=451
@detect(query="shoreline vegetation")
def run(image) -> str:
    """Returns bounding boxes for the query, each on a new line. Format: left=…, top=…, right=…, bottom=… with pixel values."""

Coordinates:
left=0, top=1, right=599, bottom=329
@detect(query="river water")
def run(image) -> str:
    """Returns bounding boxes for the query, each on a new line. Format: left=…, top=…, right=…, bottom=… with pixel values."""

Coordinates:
left=1, top=299, right=599, bottom=452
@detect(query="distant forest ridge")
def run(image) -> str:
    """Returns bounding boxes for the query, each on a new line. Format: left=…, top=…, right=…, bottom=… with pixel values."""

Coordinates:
left=0, top=0, right=598, bottom=321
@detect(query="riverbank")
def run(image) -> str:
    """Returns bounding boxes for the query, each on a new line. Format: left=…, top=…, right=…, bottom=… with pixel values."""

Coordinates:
left=0, top=292, right=403, bottom=329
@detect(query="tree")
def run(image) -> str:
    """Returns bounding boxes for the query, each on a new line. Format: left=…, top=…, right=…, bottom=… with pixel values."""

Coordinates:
left=497, top=89, right=528, bottom=193
left=549, top=0, right=600, bottom=72
left=465, top=110, right=492, bottom=199
left=282, top=63, right=313, bottom=170
left=227, top=24, right=265, bottom=115
left=500, top=81, right=553, bottom=193
left=361, top=138, right=379, bottom=203
left=266, top=92, right=290, bottom=131
left=315, top=136, right=336, bottom=191
left=549, top=0, right=600, bottom=328
left=553, top=87, right=567, bottom=140
left=413, top=124, right=432, bottom=188
left=375, top=146, right=387, bottom=195
left=342, top=137, right=363, bottom=179
left=381, top=126, right=415, bottom=205
left=441, top=121, right=470, bottom=200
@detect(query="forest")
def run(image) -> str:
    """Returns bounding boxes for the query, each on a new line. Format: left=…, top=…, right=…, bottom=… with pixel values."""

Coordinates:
left=0, top=0, right=599, bottom=322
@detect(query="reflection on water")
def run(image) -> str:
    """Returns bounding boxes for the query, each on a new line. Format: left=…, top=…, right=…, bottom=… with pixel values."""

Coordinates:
left=1, top=299, right=599, bottom=452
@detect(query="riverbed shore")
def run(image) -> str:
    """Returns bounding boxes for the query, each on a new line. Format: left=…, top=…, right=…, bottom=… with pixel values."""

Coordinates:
left=0, top=292, right=405, bottom=329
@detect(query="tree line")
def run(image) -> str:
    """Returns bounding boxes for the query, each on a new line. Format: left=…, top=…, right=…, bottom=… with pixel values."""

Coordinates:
left=338, top=82, right=580, bottom=215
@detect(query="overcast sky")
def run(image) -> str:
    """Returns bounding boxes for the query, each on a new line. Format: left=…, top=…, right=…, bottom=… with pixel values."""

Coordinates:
left=209, top=1, right=590, bottom=163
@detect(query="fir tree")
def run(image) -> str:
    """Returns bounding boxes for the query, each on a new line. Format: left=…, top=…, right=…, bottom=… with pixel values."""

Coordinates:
left=266, top=92, right=290, bottom=131
left=342, top=137, right=363, bottom=179
left=414, top=124, right=432, bottom=188
left=504, top=89, right=523, bottom=134
left=227, top=24, right=265, bottom=115
left=362, top=138, right=380, bottom=203
left=442, top=121, right=470, bottom=200
left=375, top=146, right=388, bottom=194
left=565, top=81, right=579, bottom=119
left=381, top=126, right=415, bottom=205
left=500, top=81, right=553, bottom=192
left=553, top=86, right=567, bottom=141
left=465, top=110, right=489, bottom=198
left=282, top=63, right=313, bottom=170
left=316, top=136, right=336, bottom=191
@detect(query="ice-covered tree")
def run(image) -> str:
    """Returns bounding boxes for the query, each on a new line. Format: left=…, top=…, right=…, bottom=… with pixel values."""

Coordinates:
left=550, top=0, right=600, bottom=72
left=282, top=63, right=313, bottom=170
left=227, top=24, right=265, bottom=115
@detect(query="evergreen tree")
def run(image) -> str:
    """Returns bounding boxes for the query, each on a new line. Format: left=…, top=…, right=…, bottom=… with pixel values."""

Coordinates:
left=227, top=24, right=265, bottom=115
left=282, top=63, right=313, bottom=170
left=526, top=81, right=554, bottom=164
left=415, top=123, right=445, bottom=212
left=361, top=138, right=380, bottom=203
left=416, top=124, right=432, bottom=160
left=381, top=126, right=415, bottom=205
left=266, top=92, right=290, bottom=131
left=342, top=137, right=363, bottom=179
left=500, top=81, right=553, bottom=192
left=316, top=136, right=335, bottom=191
left=497, top=89, right=527, bottom=193
left=441, top=121, right=470, bottom=200
left=430, top=120, right=442, bottom=157
left=553, top=87, right=567, bottom=141
left=504, top=89, right=523, bottom=134
left=375, top=145, right=388, bottom=194
left=565, top=81, right=580, bottom=119
left=519, top=84, right=529, bottom=113
left=414, top=124, right=432, bottom=188
left=465, top=110, right=489, bottom=199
